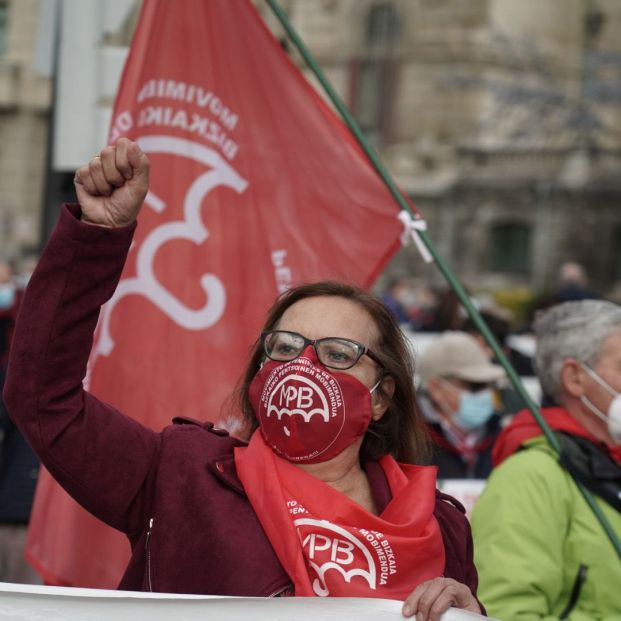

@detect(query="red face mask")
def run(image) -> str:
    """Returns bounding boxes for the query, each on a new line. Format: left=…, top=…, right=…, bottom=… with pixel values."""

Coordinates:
left=249, top=348, right=377, bottom=463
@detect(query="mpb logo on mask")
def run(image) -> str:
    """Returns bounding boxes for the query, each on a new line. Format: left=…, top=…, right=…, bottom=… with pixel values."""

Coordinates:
left=279, top=384, right=314, bottom=409
left=249, top=353, right=374, bottom=463
left=252, top=356, right=348, bottom=461
left=268, top=374, right=331, bottom=424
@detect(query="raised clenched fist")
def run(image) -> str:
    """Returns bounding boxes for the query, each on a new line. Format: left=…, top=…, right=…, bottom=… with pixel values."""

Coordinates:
left=74, top=137, right=150, bottom=228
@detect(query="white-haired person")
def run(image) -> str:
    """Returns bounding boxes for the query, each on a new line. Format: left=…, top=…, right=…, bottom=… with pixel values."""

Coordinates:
left=471, top=300, right=621, bottom=620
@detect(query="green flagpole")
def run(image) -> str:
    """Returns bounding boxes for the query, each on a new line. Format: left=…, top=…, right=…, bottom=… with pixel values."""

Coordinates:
left=264, top=0, right=621, bottom=557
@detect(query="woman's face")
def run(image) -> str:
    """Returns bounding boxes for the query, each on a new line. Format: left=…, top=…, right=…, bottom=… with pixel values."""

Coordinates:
left=275, top=295, right=382, bottom=390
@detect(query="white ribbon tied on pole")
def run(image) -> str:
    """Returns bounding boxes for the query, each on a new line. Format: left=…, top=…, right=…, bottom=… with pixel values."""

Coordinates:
left=397, top=210, right=433, bottom=264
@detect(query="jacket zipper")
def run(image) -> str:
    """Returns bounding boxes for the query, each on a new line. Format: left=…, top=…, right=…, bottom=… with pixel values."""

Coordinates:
left=559, top=564, right=588, bottom=620
left=145, top=517, right=154, bottom=592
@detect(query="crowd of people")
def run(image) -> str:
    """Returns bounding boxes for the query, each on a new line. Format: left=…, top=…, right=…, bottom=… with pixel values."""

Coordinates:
left=1, top=140, right=619, bottom=620
left=379, top=274, right=621, bottom=619
left=378, top=270, right=611, bottom=483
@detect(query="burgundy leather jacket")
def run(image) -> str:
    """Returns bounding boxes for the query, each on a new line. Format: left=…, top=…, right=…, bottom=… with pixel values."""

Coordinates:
left=4, top=205, right=479, bottom=597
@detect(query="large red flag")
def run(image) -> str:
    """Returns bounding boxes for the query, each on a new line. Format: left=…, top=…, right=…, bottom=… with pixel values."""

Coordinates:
left=27, top=0, right=408, bottom=588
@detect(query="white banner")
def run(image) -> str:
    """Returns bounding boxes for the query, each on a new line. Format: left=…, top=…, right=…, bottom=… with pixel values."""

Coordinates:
left=0, top=583, right=493, bottom=620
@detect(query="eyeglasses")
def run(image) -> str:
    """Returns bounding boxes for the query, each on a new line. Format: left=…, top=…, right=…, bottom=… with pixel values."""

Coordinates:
left=261, top=330, right=383, bottom=370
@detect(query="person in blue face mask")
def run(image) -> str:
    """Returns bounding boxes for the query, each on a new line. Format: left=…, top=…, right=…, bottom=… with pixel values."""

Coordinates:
left=416, top=331, right=506, bottom=479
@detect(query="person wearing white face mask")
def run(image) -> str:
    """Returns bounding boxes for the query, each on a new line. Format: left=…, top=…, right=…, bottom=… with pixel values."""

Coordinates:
left=579, top=364, right=621, bottom=443
left=471, top=300, right=621, bottom=621
left=417, top=331, right=507, bottom=479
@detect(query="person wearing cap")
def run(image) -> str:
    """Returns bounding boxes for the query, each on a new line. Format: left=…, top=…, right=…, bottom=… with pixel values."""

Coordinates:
left=471, top=300, right=621, bottom=620
left=417, top=331, right=507, bottom=479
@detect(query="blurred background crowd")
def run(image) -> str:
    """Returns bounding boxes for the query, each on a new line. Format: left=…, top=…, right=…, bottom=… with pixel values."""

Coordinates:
left=377, top=261, right=604, bottom=483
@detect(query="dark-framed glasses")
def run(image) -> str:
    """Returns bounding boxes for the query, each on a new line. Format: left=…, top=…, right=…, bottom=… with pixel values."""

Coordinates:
left=261, top=330, right=383, bottom=370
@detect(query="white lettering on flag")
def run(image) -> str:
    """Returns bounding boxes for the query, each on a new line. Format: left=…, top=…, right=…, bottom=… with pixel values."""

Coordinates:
left=92, top=135, right=248, bottom=361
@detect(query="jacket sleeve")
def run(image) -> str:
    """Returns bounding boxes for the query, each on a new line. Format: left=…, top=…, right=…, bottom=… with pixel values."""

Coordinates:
left=470, top=447, right=571, bottom=621
left=3, top=204, right=159, bottom=535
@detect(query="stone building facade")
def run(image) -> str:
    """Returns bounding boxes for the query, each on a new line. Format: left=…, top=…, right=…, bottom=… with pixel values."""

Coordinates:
left=1, top=0, right=620, bottom=300
left=263, top=0, right=621, bottom=297
left=0, top=0, right=50, bottom=260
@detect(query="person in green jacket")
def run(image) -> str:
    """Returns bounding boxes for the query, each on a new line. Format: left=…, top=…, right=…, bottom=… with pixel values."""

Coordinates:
left=471, top=299, right=621, bottom=620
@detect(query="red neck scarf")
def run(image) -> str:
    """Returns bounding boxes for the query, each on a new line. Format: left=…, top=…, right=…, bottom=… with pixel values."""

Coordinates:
left=234, top=432, right=445, bottom=599
left=493, top=406, right=621, bottom=466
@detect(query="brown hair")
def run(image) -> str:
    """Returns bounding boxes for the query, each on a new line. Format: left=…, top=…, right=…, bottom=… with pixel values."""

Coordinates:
left=237, top=281, right=431, bottom=465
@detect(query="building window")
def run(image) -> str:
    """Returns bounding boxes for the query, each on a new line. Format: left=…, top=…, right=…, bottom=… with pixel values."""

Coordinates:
left=351, top=2, right=401, bottom=144
left=489, top=222, right=532, bottom=274
left=0, top=1, right=8, bottom=56
left=366, top=3, right=400, bottom=43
